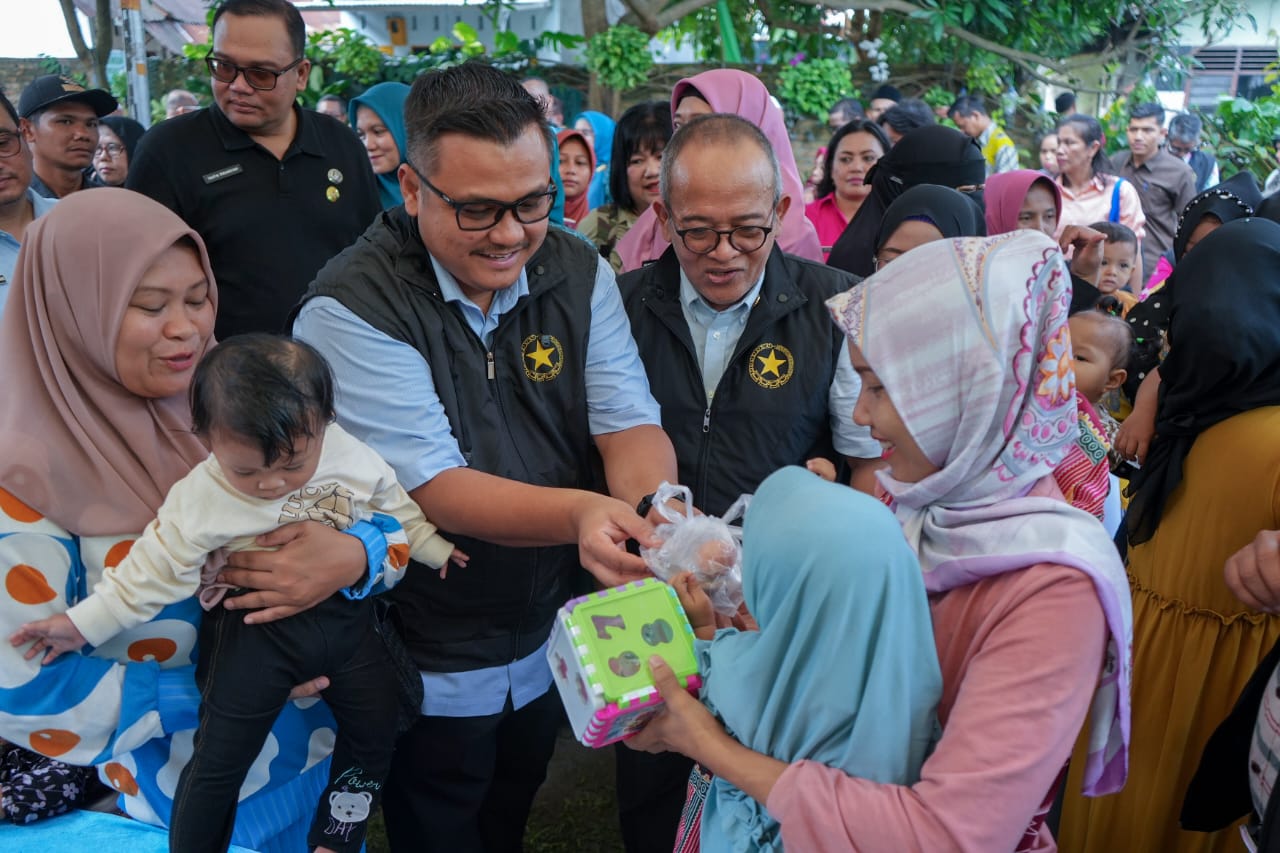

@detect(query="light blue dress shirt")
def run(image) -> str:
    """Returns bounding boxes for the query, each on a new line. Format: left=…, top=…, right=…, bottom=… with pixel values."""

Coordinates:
left=295, top=252, right=661, bottom=717
left=676, top=268, right=879, bottom=459
left=0, top=189, right=56, bottom=323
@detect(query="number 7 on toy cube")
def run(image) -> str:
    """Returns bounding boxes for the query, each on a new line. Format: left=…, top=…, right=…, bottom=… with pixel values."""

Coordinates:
left=547, top=578, right=703, bottom=747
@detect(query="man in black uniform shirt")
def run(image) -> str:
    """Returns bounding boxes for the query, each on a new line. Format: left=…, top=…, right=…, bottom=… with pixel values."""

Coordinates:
left=127, top=0, right=379, bottom=338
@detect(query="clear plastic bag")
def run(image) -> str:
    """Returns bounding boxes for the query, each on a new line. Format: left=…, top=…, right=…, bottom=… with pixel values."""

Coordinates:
left=640, top=482, right=750, bottom=617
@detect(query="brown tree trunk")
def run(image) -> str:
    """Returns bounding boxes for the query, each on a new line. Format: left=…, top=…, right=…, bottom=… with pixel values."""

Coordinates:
left=55, top=0, right=114, bottom=88
left=580, top=0, right=610, bottom=112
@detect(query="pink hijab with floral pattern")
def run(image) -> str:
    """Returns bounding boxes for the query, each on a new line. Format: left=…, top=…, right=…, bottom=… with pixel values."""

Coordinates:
left=826, top=231, right=1132, bottom=797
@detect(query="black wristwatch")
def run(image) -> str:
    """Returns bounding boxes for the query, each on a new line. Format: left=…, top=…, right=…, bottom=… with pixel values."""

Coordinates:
left=635, top=492, right=657, bottom=517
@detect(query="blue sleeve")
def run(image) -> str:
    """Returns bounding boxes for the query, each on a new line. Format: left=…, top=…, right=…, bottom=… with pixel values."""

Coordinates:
left=829, top=347, right=881, bottom=459
left=340, top=515, right=399, bottom=599
left=294, top=297, right=467, bottom=490
left=585, top=257, right=663, bottom=434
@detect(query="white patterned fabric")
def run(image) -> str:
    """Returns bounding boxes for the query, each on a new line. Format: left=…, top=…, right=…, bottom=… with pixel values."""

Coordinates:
left=826, top=231, right=1133, bottom=796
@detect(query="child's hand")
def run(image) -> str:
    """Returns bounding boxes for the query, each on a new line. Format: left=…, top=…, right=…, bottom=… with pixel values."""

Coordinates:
left=1114, top=369, right=1161, bottom=464
left=9, top=614, right=87, bottom=665
left=671, top=572, right=715, bottom=640
left=805, top=457, right=837, bottom=482
left=439, top=548, right=470, bottom=580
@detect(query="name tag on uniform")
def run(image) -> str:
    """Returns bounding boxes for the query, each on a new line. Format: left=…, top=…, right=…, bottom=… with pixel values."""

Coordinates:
left=202, top=164, right=244, bottom=184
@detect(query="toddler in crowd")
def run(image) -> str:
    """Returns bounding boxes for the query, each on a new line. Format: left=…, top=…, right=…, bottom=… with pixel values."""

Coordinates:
left=1053, top=307, right=1133, bottom=521
left=10, top=334, right=466, bottom=853
left=1072, top=222, right=1140, bottom=315
left=669, top=468, right=941, bottom=851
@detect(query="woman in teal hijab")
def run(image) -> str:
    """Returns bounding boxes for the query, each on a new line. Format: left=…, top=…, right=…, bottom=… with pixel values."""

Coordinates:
left=681, top=466, right=941, bottom=852
left=573, top=110, right=616, bottom=209
left=350, top=82, right=410, bottom=209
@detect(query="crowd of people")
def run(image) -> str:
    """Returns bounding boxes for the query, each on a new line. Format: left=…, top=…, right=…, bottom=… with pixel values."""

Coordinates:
left=0, top=1, right=1279, bottom=851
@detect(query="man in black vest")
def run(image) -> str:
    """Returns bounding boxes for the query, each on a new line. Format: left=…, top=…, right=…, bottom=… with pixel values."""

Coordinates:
left=615, top=113, right=882, bottom=852
left=293, top=63, right=677, bottom=852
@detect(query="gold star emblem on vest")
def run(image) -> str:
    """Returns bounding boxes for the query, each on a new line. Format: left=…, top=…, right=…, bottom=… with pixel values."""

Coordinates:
left=748, top=342, right=794, bottom=389
left=522, top=333, right=564, bottom=382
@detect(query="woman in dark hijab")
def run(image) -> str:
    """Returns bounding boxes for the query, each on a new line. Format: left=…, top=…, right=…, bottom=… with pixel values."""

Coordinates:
left=1062, top=218, right=1280, bottom=852
left=826, top=125, right=986, bottom=276
left=870, top=184, right=986, bottom=269
left=1120, top=171, right=1262, bottom=427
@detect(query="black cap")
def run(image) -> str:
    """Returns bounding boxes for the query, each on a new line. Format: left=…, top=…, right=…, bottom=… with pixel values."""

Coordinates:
left=18, top=75, right=118, bottom=119
left=870, top=84, right=902, bottom=102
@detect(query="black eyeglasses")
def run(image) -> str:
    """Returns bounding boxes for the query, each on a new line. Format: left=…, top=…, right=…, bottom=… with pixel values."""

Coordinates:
left=206, top=56, right=304, bottom=91
left=409, top=163, right=556, bottom=231
left=0, top=130, right=20, bottom=159
left=672, top=221, right=774, bottom=255
left=95, top=142, right=125, bottom=158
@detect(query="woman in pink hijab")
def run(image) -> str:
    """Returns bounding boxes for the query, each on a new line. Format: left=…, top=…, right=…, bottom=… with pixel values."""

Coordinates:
left=985, top=169, right=1063, bottom=237
left=615, top=70, right=823, bottom=271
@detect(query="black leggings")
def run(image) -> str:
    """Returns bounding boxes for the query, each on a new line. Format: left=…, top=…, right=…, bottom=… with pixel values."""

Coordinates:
left=169, top=593, right=400, bottom=853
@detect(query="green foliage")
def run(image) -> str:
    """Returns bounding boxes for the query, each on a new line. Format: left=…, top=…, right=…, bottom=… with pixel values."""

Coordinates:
left=1201, top=81, right=1280, bottom=181
left=583, top=25, right=654, bottom=92
left=778, top=58, right=854, bottom=120
left=307, top=28, right=385, bottom=87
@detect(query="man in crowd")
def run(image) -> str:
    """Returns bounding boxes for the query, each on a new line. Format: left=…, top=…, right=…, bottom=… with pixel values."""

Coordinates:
left=828, top=96, right=864, bottom=130
left=865, top=84, right=900, bottom=121
left=164, top=88, right=200, bottom=118
left=0, top=89, right=56, bottom=317
left=127, top=0, right=379, bottom=339
left=949, top=95, right=1017, bottom=175
left=1167, top=112, right=1219, bottom=192
left=316, top=93, right=348, bottom=123
left=1055, top=91, right=1076, bottom=115
left=615, top=113, right=882, bottom=851
left=17, top=75, right=115, bottom=198
left=1110, top=102, right=1197, bottom=279
left=878, top=98, right=935, bottom=145
left=293, top=61, right=676, bottom=852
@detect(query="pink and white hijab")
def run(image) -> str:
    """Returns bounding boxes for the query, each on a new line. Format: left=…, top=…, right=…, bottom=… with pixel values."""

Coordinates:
left=826, top=230, right=1132, bottom=796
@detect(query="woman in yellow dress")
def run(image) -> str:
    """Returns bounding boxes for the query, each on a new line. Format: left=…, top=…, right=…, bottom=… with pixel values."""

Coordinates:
left=1059, top=217, right=1280, bottom=852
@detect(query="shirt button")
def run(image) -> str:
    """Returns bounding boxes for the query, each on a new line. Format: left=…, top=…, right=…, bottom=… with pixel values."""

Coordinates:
left=713, top=332, right=721, bottom=339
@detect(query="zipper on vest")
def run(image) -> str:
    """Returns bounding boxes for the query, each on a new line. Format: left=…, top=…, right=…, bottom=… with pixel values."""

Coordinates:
left=486, top=351, right=495, bottom=380
left=702, top=406, right=711, bottom=433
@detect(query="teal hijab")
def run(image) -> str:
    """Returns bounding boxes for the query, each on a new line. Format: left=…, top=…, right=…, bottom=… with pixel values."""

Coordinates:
left=349, top=82, right=410, bottom=209
left=699, top=467, right=942, bottom=852
left=576, top=111, right=616, bottom=208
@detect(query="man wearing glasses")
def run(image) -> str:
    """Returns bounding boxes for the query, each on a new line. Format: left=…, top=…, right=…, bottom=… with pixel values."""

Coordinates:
left=15, top=75, right=116, bottom=199
left=0, top=89, right=57, bottom=319
left=127, top=0, right=378, bottom=340
left=293, top=62, right=676, bottom=851
left=614, top=113, right=881, bottom=851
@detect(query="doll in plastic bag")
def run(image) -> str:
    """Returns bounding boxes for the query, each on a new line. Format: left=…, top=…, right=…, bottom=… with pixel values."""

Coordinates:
left=640, top=482, right=750, bottom=617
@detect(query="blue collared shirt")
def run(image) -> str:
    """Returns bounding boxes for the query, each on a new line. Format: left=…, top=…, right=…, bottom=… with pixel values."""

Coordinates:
left=295, top=252, right=661, bottom=716
left=676, top=269, right=879, bottom=459
left=0, top=189, right=57, bottom=323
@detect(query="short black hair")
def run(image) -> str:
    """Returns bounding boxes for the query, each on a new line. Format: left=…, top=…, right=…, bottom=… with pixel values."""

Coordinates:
left=1054, top=92, right=1076, bottom=114
left=878, top=98, right=935, bottom=137
left=1087, top=220, right=1138, bottom=248
left=318, top=94, right=346, bottom=109
left=609, top=100, right=673, bottom=215
left=660, top=113, right=781, bottom=208
left=870, top=84, right=901, bottom=102
left=1167, top=112, right=1202, bottom=144
left=815, top=119, right=890, bottom=199
left=1129, top=102, right=1165, bottom=125
left=829, top=97, right=864, bottom=121
left=404, top=61, right=550, bottom=176
left=0, top=88, right=15, bottom=127
left=948, top=95, right=988, bottom=119
left=190, top=334, right=335, bottom=466
left=211, top=0, right=305, bottom=57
